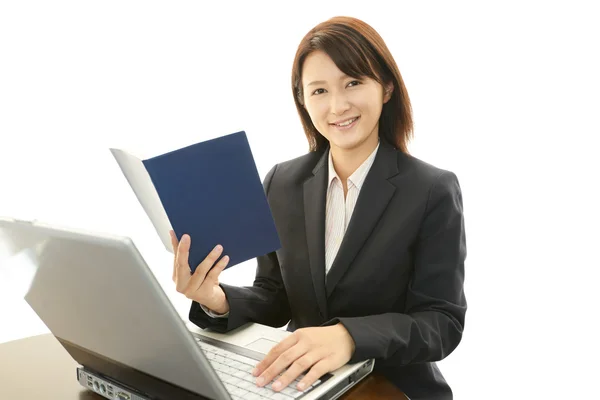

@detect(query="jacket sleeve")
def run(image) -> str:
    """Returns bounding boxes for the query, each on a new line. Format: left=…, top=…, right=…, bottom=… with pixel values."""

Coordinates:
left=323, top=171, right=467, bottom=365
left=188, top=164, right=292, bottom=333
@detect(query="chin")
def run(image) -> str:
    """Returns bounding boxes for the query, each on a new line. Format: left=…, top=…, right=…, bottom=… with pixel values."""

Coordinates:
left=329, top=134, right=369, bottom=151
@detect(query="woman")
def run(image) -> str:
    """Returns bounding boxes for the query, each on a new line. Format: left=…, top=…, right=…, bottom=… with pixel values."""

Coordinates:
left=171, top=16, right=467, bottom=400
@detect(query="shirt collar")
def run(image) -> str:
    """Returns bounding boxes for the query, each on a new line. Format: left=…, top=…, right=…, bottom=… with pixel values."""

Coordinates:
left=328, top=141, right=380, bottom=190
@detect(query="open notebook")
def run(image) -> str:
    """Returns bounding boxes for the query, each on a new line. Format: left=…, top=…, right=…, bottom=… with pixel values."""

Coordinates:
left=110, top=131, right=281, bottom=272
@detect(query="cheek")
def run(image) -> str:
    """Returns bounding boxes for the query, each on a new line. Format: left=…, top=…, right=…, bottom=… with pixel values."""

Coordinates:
left=306, top=104, right=328, bottom=128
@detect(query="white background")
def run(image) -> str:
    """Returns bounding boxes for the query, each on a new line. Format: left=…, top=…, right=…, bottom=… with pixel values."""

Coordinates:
left=1, top=1, right=599, bottom=399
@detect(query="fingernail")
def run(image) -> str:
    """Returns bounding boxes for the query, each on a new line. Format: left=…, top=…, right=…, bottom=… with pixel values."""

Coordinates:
left=297, top=382, right=306, bottom=391
left=251, top=368, right=258, bottom=376
left=214, top=245, right=222, bottom=251
left=272, top=381, right=282, bottom=390
left=256, top=376, right=265, bottom=386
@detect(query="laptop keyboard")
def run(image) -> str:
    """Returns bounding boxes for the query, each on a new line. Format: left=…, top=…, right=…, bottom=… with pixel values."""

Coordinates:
left=195, top=338, right=321, bottom=399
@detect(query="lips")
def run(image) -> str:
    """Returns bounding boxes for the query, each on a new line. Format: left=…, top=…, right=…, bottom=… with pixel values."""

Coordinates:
left=330, top=116, right=360, bottom=127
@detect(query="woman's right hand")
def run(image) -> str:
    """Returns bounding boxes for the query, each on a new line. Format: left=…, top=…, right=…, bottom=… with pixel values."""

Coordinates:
left=170, top=230, right=230, bottom=315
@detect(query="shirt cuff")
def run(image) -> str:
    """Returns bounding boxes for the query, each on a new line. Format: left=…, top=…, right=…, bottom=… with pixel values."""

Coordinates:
left=200, top=303, right=230, bottom=319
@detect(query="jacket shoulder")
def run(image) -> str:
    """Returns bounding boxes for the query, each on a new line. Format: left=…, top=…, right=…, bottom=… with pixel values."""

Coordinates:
left=398, top=151, right=460, bottom=187
left=267, top=151, right=324, bottom=187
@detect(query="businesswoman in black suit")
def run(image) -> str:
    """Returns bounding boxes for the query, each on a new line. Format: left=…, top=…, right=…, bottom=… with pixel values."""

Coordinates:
left=170, top=16, right=467, bottom=400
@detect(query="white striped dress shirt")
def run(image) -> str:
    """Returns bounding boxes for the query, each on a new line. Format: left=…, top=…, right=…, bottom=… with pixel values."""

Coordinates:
left=325, top=142, right=379, bottom=275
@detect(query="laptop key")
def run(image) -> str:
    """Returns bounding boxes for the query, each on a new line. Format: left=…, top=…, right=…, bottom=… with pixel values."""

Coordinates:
left=243, top=393, right=264, bottom=400
left=270, top=392, right=294, bottom=399
left=282, top=386, right=304, bottom=398
left=230, top=386, right=248, bottom=397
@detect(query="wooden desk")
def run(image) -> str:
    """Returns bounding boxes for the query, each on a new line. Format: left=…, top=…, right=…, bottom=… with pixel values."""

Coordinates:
left=0, top=334, right=406, bottom=399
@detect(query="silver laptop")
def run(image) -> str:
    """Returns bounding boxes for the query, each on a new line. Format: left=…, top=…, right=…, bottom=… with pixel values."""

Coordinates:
left=0, top=217, right=374, bottom=400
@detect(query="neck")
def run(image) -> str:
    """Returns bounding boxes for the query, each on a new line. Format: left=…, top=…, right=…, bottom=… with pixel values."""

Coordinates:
left=330, top=136, right=379, bottom=182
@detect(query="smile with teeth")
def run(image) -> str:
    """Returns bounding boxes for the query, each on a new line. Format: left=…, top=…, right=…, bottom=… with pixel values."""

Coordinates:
left=332, top=117, right=359, bottom=127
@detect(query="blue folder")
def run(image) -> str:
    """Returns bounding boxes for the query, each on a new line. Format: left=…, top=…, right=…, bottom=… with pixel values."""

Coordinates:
left=111, top=131, right=281, bottom=272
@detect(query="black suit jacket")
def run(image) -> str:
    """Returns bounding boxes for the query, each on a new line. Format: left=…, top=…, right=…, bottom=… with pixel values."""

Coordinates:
left=190, top=141, right=467, bottom=400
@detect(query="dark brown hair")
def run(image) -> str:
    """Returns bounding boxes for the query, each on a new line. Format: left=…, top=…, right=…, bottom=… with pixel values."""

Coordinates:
left=291, top=16, right=413, bottom=153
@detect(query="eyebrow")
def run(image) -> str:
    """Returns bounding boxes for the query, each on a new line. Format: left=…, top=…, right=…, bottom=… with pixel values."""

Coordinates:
left=306, top=80, right=327, bottom=87
left=306, top=75, right=353, bottom=87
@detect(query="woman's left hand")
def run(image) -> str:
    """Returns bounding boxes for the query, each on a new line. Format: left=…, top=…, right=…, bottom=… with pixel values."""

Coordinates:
left=252, top=323, right=356, bottom=392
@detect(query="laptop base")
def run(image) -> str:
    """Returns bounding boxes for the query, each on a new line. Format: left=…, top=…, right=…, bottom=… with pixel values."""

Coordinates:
left=77, top=357, right=375, bottom=400
left=77, top=366, right=150, bottom=400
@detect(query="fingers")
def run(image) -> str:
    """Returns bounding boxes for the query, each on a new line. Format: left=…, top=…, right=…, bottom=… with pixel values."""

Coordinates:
left=176, top=234, right=191, bottom=270
left=295, top=359, right=331, bottom=392
left=187, top=251, right=229, bottom=294
left=170, top=230, right=179, bottom=281
left=271, top=351, right=323, bottom=392
left=174, top=234, right=192, bottom=292
left=253, top=334, right=298, bottom=378
left=206, top=254, right=230, bottom=281
left=192, top=244, right=224, bottom=281
left=173, top=234, right=230, bottom=302
left=255, top=339, right=308, bottom=388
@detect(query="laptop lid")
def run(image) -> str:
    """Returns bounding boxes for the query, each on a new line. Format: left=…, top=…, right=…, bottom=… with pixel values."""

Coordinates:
left=0, top=217, right=231, bottom=400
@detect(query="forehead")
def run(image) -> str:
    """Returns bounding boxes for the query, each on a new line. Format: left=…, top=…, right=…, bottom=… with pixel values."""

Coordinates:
left=301, top=51, right=347, bottom=84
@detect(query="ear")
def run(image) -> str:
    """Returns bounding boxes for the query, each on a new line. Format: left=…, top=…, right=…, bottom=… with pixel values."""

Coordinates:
left=383, top=82, right=394, bottom=104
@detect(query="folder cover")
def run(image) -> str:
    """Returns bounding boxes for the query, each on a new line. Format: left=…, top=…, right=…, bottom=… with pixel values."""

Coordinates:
left=110, top=131, right=281, bottom=272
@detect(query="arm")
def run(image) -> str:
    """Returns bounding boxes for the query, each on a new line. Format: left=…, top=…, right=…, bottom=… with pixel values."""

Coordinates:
left=189, top=164, right=292, bottom=332
left=323, top=171, right=467, bottom=365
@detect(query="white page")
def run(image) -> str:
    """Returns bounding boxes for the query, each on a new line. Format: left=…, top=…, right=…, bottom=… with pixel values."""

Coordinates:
left=109, top=149, right=173, bottom=253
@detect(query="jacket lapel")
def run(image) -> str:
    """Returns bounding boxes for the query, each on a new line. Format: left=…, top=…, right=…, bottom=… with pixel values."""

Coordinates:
left=325, top=143, right=399, bottom=297
left=303, top=151, right=329, bottom=319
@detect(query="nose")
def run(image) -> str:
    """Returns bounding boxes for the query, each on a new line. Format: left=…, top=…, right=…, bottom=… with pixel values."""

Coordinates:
left=330, top=92, right=351, bottom=116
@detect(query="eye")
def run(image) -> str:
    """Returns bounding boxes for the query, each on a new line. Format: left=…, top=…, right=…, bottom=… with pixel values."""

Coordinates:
left=311, top=88, right=326, bottom=96
left=347, top=80, right=361, bottom=87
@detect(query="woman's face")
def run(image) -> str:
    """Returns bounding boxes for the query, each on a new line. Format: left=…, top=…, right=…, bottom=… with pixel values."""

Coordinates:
left=301, top=50, right=392, bottom=156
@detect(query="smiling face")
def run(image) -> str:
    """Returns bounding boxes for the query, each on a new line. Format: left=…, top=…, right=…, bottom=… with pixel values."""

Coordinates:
left=301, top=50, right=393, bottom=158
